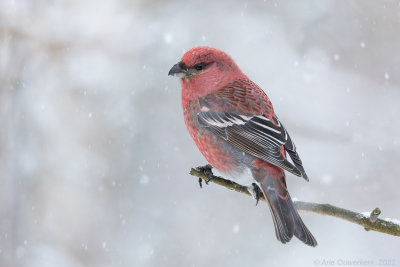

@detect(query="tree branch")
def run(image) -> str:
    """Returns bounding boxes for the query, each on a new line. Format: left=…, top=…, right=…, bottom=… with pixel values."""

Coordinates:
left=190, top=167, right=400, bottom=237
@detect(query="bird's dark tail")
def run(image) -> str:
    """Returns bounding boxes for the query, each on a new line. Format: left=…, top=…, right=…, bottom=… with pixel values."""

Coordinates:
left=256, top=173, right=317, bottom=247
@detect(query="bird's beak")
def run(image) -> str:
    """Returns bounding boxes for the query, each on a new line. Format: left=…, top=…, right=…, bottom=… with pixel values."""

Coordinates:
left=168, top=63, right=186, bottom=78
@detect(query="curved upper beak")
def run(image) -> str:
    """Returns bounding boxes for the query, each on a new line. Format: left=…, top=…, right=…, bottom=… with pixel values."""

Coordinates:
left=168, top=63, right=186, bottom=78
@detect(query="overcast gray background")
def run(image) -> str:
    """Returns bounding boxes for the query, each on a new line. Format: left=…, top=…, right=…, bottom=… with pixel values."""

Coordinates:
left=1, top=1, right=400, bottom=266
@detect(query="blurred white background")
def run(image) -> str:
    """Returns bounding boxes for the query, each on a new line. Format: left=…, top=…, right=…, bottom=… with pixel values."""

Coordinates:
left=1, top=1, right=399, bottom=266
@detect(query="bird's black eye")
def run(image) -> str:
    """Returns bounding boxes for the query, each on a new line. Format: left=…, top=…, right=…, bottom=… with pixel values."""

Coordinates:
left=194, top=64, right=204, bottom=71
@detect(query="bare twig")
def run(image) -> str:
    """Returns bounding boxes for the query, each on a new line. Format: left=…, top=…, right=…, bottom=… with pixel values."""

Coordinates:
left=190, top=167, right=400, bottom=237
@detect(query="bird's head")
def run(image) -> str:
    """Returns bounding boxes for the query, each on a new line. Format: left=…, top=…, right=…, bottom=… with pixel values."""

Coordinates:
left=168, top=46, right=244, bottom=105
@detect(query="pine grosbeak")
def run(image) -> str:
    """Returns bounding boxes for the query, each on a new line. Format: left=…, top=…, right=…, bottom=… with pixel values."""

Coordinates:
left=168, top=46, right=317, bottom=246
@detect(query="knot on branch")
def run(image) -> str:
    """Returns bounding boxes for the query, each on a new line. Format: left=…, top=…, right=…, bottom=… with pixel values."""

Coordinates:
left=369, top=208, right=381, bottom=223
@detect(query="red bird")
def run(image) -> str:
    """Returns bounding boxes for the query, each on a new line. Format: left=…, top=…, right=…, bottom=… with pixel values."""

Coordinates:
left=168, top=46, right=317, bottom=246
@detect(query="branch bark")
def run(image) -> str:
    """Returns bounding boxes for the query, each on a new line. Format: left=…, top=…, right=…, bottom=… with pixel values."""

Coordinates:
left=190, top=167, right=400, bottom=237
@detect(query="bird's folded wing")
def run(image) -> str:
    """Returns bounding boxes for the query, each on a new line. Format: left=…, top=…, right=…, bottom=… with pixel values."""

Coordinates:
left=198, top=110, right=303, bottom=177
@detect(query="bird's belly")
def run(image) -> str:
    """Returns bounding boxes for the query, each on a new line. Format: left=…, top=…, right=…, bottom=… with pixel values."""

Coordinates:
left=192, top=129, right=255, bottom=186
left=193, top=131, right=237, bottom=173
left=216, top=167, right=255, bottom=186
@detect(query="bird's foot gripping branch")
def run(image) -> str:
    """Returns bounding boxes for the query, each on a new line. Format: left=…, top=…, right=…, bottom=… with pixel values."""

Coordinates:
left=195, top=164, right=216, bottom=188
left=190, top=167, right=400, bottom=238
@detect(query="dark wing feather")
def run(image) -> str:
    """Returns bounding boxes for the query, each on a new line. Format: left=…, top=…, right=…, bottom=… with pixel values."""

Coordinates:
left=282, top=126, right=309, bottom=181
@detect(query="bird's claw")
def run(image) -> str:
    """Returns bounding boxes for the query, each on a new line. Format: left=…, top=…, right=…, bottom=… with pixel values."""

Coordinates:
left=195, top=164, right=215, bottom=188
left=249, top=183, right=263, bottom=206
